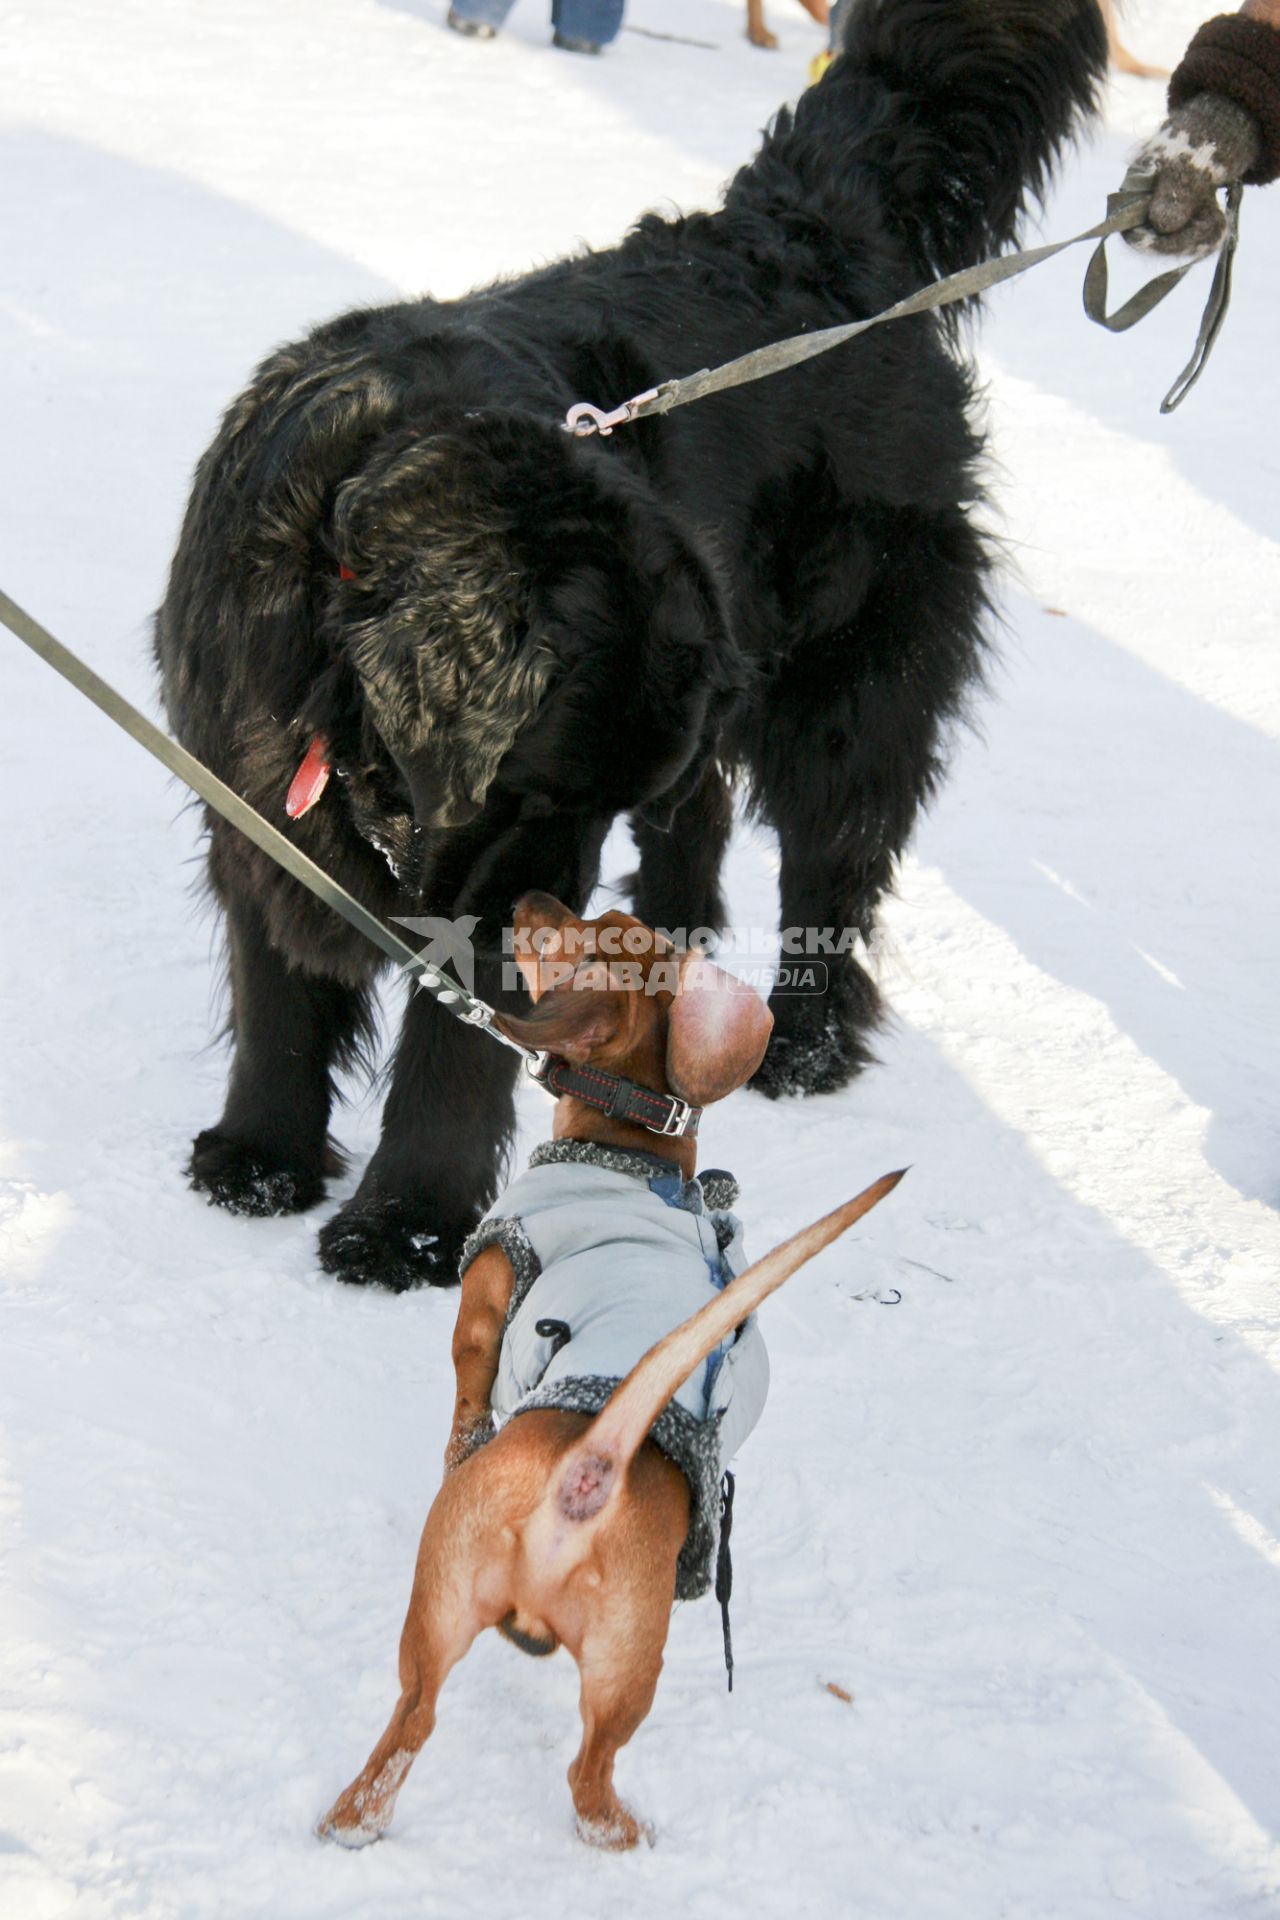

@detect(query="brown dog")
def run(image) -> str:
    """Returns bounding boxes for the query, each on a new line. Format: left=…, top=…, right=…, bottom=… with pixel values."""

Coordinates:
left=318, top=894, right=902, bottom=1850
left=748, top=0, right=830, bottom=51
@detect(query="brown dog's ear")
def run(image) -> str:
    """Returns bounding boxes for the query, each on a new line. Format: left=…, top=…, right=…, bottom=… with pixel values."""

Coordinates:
left=665, top=954, right=773, bottom=1108
left=496, top=961, right=622, bottom=1064
left=510, top=891, right=585, bottom=1002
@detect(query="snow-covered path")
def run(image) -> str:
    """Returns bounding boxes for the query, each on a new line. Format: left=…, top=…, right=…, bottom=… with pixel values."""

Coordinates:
left=2, top=3, right=1278, bottom=1916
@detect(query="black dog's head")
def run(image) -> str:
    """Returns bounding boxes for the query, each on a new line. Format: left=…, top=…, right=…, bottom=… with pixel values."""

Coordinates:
left=329, top=410, right=745, bottom=833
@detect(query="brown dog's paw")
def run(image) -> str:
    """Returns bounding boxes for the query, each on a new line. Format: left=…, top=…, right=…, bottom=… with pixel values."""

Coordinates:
left=315, top=1811, right=383, bottom=1850
left=575, top=1803, right=654, bottom=1851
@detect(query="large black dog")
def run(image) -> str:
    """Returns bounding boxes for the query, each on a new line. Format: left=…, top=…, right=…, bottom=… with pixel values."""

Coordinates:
left=157, top=0, right=1106, bottom=1290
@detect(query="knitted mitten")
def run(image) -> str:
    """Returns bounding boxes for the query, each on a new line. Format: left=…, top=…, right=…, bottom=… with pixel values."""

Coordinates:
left=1125, top=91, right=1261, bottom=256
left=1124, top=8, right=1280, bottom=256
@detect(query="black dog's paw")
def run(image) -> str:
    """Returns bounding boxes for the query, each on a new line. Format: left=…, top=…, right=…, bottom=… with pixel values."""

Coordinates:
left=317, top=1194, right=464, bottom=1292
left=750, top=1008, right=876, bottom=1100
left=189, top=1129, right=328, bottom=1217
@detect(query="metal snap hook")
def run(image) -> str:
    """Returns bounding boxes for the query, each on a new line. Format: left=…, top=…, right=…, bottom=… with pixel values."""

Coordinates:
left=563, top=388, right=660, bottom=438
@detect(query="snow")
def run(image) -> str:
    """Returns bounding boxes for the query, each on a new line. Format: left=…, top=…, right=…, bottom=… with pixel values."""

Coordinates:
left=2, top=1, right=1278, bottom=1915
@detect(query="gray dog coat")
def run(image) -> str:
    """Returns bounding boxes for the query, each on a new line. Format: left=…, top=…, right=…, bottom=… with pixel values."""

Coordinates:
left=459, top=1139, right=770, bottom=1599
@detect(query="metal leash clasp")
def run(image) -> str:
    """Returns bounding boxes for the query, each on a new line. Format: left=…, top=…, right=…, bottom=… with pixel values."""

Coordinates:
left=524, top=1049, right=554, bottom=1086
left=563, top=388, right=660, bottom=438
left=412, top=962, right=543, bottom=1063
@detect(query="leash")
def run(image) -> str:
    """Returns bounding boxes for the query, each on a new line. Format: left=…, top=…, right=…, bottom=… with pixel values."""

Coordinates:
left=716, top=1469, right=736, bottom=1692
left=1, top=589, right=719, bottom=1138
left=564, top=179, right=1242, bottom=438
left=623, top=24, right=717, bottom=49
left=0, top=588, right=705, bottom=1139
left=0, top=585, right=537, bottom=1064
left=3, top=182, right=1242, bottom=1088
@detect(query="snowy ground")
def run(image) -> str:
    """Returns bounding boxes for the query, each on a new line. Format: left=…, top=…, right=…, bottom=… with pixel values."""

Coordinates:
left=2, top=1, right=1278, bottom=1915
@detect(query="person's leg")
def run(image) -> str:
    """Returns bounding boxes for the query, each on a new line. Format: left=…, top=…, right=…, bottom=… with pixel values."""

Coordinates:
left=448, top=0, right=517, bottom=32
left=551, top=0, right=625, bottom=51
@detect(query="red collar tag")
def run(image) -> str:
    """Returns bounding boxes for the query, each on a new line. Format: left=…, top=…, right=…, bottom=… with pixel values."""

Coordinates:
left=285, top=733, right=332, bottom=819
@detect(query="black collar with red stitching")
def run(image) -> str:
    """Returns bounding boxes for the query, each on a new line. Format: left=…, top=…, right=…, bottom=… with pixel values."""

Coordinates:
left=531, top=1055, right=700, bottom=1139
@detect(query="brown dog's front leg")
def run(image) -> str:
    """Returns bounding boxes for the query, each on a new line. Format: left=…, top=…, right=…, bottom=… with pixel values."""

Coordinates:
left=444, top=1244, right=515, bottom=1473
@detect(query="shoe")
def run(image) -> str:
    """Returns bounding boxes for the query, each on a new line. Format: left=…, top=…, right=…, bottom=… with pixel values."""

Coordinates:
left=447, top=9, right=498, bottom=37
left=552, top=30, right=601, bottom=52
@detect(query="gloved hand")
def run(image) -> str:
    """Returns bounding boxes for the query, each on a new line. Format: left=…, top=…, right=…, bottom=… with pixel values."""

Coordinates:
left=1124, top=90, right=1262, bottom=256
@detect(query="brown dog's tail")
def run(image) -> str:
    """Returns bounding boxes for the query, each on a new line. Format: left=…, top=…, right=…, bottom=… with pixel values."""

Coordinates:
left=539, top=1170, right=907, bottom=1548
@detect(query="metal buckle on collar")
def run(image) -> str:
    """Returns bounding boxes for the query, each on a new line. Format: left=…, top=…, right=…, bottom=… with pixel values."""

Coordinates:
left=656, top=1095, right=695, bottom=1138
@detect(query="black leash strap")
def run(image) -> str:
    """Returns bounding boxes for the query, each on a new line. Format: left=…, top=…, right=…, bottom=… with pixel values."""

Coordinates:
left=566, top=190, right=1241, bottom=438
left=716, top=1469, right=736, bottom=1693
left=0, top=586, right=534, bottom=1058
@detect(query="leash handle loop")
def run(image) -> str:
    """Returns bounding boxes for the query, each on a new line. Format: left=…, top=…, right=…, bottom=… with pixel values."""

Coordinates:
left=1081, top=174, right=1243, bottom=412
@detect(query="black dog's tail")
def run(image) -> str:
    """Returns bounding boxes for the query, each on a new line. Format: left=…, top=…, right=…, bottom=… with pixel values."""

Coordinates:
left=734, top=0, right=1107, bottom=282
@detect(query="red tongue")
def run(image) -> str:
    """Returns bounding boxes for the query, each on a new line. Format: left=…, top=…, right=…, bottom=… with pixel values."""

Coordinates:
left=285, top=733, right=331, bottom=819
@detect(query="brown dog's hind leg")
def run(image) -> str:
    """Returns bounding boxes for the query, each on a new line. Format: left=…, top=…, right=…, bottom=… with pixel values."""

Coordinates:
left=568, top=1622, right=668, bottom=1850
left=317, top=1627, right=473, bottom=1846
left=561, top=1456, right=685, bottom=1849
left=317, top=1484, right=492, bottom=1847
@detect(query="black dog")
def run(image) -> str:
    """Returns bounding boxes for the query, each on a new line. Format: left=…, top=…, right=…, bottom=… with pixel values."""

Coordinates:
left=156, top=0, right=1106, bottom=1290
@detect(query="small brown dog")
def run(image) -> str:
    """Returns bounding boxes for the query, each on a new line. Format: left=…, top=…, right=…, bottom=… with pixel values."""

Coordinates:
left=318, top=894, right=902, bottom=1850
left=748, top=0, right=830, bottom=51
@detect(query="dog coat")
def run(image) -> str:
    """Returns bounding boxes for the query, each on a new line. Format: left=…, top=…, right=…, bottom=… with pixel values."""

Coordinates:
left=459, top=1140, right=770, bottom=1599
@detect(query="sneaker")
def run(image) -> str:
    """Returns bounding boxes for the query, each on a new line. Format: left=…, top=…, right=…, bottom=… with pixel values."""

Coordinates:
left=552, top=30, right=601, bottom=52
left=447, top=9, right=498, bottom=37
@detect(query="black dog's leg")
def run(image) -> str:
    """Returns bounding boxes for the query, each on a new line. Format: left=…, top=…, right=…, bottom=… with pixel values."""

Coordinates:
left=317, top=983, right=520, bottom=1292
left=751, top=785, right=893, bottom=1099
left=318, top=808, right=612, bottom=1291
left=747, top=517, right=988, bottom=1098
left=628, top=762, right=733, bottom=943
left=190, top=894, right=373, bottom=1215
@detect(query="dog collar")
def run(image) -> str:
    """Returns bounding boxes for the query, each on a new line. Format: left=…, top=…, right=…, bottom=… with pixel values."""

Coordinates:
left=531, top=1055, right=701, bottom=1139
